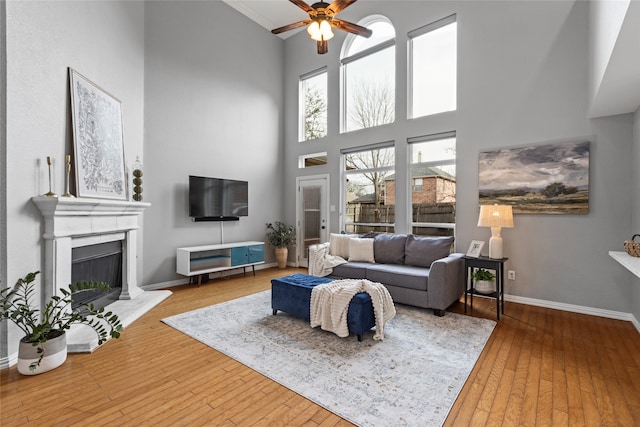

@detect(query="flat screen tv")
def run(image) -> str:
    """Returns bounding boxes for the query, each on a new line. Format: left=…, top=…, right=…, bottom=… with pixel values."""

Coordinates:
left=189, top=175, right=248, bottom=221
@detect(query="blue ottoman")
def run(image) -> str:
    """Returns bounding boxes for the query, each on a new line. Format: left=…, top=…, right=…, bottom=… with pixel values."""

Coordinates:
left=271, top=273, right=376, bottom=341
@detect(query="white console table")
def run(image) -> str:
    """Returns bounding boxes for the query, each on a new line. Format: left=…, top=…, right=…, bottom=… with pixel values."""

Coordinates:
left=177, top=241, right=265, bottom=284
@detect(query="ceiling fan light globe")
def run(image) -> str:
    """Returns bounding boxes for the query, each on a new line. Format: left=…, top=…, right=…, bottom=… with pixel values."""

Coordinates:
left=319, top=20, right=334, bottom=40
left=307, top=21, right=322, bottom=40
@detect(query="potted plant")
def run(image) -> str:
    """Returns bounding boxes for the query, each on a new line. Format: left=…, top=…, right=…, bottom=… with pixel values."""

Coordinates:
left=0, top=271, right=123, bottom=375
left=266, top=221, right=296, bottom=268
left=471, top=268, right=496, bottom=294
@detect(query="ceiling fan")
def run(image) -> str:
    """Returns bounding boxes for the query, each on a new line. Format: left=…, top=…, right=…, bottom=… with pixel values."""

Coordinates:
left=271, top=0, right=372, bottom=54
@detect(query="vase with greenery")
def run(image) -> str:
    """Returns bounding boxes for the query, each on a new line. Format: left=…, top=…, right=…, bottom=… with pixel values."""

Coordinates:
left=0, top=271, right=123, bottom=375
left=266, top=221, right=296, bottom=268
left=471, top=268, right=496, bottom=294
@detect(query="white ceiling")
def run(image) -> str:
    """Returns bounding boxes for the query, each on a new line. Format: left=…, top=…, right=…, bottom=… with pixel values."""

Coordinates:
left=589, top=0, right=640, bottom=118
left=222, top=0, right=309, bottom=39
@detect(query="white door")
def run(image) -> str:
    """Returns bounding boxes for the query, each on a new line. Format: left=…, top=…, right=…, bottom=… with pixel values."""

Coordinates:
left=296, top=175, right=329, bottom=268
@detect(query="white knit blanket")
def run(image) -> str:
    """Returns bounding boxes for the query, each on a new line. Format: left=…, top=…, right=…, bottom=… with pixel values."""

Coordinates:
left=310, top=279, right=396, bottom=341
left=308, top=242, right=347, bottom=277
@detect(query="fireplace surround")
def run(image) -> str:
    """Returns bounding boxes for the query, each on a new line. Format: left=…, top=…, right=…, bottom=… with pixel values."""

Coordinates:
left=32, top=196, right=170, bottom=352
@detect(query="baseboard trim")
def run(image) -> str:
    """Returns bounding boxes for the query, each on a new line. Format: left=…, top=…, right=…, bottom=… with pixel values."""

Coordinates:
left=505, top=294, right=640, bottom=333
left=0, top=353, right=17, bottom=370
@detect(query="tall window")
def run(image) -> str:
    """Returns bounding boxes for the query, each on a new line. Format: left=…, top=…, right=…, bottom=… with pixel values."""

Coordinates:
left=300, top=68, right=327, bottom=141
left=408, top=132, right=456, bottom=236
left=341, top=17, right=396, bottom=133
left=342, top=143, right=395, bottom=234
left=408, top=15, right=457, bottom=119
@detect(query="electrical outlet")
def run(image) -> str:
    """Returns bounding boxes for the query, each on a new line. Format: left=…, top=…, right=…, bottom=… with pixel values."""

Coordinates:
left=508, top=270, right=516, bottom=280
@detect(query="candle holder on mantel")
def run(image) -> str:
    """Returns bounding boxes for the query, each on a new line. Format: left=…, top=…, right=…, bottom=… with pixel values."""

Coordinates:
left=62, top=154, right=75, bottom=198
left=44, top=156, right=57, bottom=197
left=132, top=157, right=143, bottom=202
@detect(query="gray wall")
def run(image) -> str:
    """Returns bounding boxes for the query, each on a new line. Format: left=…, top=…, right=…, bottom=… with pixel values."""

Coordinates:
left=1, top=0, right=7, bottom=361
left=2, top=1, right=145, bottom=365
left=633, top=108, right=640, bottom=320
left=282, top=0, right=635, bottom=313
left=142, top=1, right=284, bottom=284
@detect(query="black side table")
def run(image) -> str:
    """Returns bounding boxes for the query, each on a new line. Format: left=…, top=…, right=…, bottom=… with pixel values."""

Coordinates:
left=463, top=256, right=508, bottom=320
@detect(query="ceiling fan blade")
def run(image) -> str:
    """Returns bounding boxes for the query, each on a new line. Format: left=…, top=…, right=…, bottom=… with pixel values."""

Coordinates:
left=290, top=0, right=314, bottom=13
left=271, top=20, right=310, bottom=34
left=326, top=0, right=357, bottom=16
left=317, top=40, right=329, bottom=54
left=331, top=18, right=372, bottom=38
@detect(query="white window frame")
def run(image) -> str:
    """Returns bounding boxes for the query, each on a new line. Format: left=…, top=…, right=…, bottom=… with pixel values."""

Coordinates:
left=340, top=16, right=396, bottom=134
left=407, top=131, right=457, bottom=235
left=407, top=14, right=457, bottom=119
left=298, top=152, right=328, bottom=169
left=299, top=67, right=328, bottom=142
left=340, top=141, right=395, bottom=233
left=413, top=178, right=423, bottom=192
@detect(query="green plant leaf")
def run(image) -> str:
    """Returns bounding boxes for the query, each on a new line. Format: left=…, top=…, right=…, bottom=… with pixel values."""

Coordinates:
left=0, top=272, right=123, bottom=370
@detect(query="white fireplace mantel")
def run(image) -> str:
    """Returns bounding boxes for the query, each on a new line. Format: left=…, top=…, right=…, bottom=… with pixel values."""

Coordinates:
left=33, top=196, right=150, bottom=238
left=31, top=196, right=171, bottom=353
left=32, top=196, right=151, bottom=303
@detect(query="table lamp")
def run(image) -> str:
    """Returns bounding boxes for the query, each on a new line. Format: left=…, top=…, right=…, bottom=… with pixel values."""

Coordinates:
left=477, top=204, right=514, bottom=259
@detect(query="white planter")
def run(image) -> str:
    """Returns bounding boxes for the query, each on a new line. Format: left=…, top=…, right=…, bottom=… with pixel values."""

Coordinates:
left=475, top=280, right=495, bottom=295
left=17, top=332, right=67, bottom=375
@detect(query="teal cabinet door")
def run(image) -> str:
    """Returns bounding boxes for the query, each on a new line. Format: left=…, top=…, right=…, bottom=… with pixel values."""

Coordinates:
left=231, top=247, right=248, bottom=266
left=248, top=245, right=264, bottom=263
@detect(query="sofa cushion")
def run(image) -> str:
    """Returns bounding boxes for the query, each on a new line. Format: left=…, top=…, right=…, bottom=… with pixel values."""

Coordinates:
left=329, top=233, right=351, bottom=259
left=331, top=262, right=371, bottom=279
left=348, top=238, right=375, bottom=263
left=366, top=264, right=429, bottom=291
left=373, top=233, right=407, bottom=264
left=404, top=235, right=454, bottom=268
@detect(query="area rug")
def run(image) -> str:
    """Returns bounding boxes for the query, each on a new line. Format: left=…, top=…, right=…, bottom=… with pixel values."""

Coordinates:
left=162, top=291, right=495, bottom=427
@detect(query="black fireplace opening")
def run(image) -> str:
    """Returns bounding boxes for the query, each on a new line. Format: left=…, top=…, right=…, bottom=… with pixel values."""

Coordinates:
left=71, top=241, right=123, bottom=311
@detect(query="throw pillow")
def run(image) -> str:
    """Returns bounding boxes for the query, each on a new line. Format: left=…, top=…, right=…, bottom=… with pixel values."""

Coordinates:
left=404, top=235, right=454, bottom=267
left=329, top=233, right=350, bottom=259
left=348, top=237, right=375, bottom=263
left=373, top=233, right=407, bottom=264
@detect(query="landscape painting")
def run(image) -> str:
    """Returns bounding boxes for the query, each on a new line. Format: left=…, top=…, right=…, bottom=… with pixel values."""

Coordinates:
left=479, top=141, right=589, bottom=214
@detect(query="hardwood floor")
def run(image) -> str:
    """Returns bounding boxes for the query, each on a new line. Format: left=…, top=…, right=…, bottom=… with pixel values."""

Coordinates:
left=2, top=267, right=639, bottom=426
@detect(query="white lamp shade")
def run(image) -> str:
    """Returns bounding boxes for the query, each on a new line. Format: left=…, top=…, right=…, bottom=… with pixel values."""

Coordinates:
left=477, top=205, right=514, bottom=228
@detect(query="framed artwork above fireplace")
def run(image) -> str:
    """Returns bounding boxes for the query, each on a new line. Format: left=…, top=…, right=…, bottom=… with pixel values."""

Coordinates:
left=69, top=68, right=127, bottom=200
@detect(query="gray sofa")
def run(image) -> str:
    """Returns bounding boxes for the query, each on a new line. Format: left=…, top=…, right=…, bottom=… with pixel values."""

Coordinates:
left=309, top=233, right=464, bottom=316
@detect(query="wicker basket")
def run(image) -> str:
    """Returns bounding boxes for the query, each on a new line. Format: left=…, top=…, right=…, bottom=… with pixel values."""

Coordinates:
left=624, top=234, right=640, bottom=257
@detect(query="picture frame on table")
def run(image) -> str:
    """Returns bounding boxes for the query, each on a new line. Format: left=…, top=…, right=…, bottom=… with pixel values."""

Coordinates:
left=466, top=240, right=485, bottom=258
left=69, top=68, right=127, bottom=200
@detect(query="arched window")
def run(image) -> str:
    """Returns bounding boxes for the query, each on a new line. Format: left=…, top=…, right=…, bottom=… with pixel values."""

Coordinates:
left=340, top=16, right=396, bottom=133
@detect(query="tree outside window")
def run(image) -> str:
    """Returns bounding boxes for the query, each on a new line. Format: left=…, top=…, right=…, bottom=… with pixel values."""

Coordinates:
left=343, top=146, right=395, bottom=234
left=300, top=70, right=327, bottom=141
left=342, top=18, right=395, bottom=133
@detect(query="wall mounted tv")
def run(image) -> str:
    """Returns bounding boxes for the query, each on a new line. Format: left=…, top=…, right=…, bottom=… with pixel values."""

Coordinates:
left=189, top=175, right=248, bottom=221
